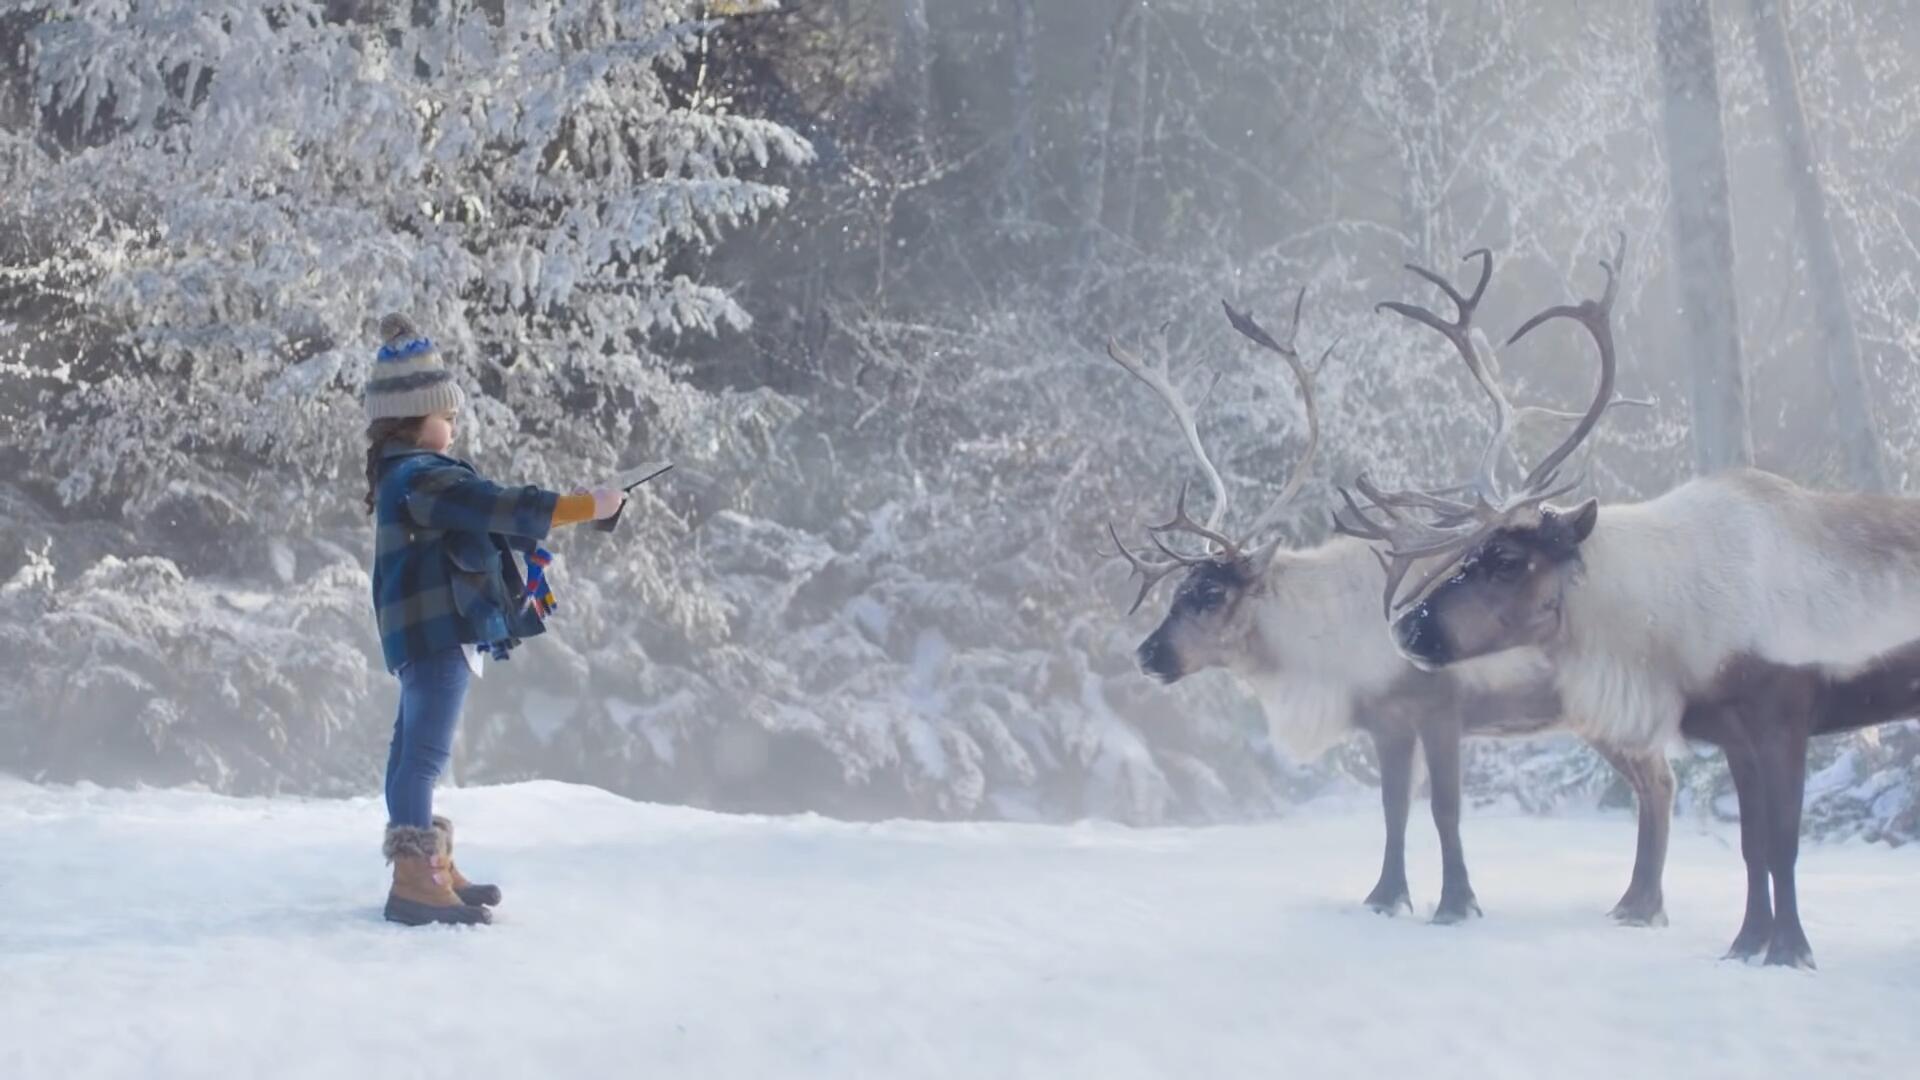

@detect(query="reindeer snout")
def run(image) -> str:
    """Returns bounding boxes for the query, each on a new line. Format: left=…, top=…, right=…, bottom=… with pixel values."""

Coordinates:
left=1137, top=631, right=1184, bottom=683
left=1394, top=605, right=1451, bottom=669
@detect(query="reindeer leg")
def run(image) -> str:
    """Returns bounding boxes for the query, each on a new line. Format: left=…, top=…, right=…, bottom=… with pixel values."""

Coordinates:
left=1684, top=698, right=1775, bottom=959
left=1754, top=715, right=1815, bottom=970
left=1364, top=727, right=1417, bottom=916
left=1717, top=718, right=1776, bottom=961
left=1593, top=742, right=1672, bottom=927
left=1421, top=713, right=1481, bottom=925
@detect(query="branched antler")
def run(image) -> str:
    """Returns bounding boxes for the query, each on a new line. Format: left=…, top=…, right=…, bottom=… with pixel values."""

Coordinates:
left=1098, top=287, right=1332, bottom=611
left=1374, top=248, right=1517, bottom=504
left=1509, top=230, right=1627, bottom=494
left=1222, top=290, right=1330, bottom=543
left=1148, top=481, right=1242, bottom=558
left=1102, top=523, right=1191, bottom=615
left=1346, top=233, right=1637, bottom=613
left=1332, top=474, right=1491, bottom=617
left=1104, top=335, right=1230, bottom=537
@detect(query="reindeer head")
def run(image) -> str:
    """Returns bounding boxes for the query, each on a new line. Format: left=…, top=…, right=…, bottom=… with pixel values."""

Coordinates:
left=1336, top=235, right=1635, bottom=670
left=1132, top=536, right=1261, bottom=683
left=1104, top=294, right=1330, bottom=684
left=1110, top=487, right=1269, bottom=684
left=1393, top=498, right=1599, bottom=667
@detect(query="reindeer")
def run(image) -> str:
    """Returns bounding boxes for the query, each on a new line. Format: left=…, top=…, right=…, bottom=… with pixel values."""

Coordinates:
left=1347, top=235, right=1920, bottom=968
left=1101, top=281, right=1673, bottom=926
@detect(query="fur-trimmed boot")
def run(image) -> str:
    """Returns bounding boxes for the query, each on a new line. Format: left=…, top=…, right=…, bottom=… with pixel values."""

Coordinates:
left=431, top=815, right=502, bottom=907
left=383, top=824, right=491, bottom=927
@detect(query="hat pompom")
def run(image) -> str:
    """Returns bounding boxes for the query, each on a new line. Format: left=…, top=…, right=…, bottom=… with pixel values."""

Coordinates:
left=366, top=312, right=462, bottom=421
left=379, top=313, right=420, bottom=347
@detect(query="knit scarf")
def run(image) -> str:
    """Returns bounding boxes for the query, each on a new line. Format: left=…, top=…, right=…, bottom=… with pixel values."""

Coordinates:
left=523, top=547, right=557, bottom=619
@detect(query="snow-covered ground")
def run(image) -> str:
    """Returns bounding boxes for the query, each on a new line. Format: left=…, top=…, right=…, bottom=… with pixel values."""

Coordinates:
left=5, top=779, right=1920, bottom=1080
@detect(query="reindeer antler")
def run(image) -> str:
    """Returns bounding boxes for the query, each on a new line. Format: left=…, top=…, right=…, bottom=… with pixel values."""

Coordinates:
left=1104, top=334, right=1231, bottom=539
left=1509, top=230, right=1626, bottom=494
left=1102, top=523, right=1192, bottom=615
left=1097, top=287, right=1331, bottom=612
left=1347, top=234, right=1636, bottom=614
left=1096, top=324, right=1235, bottom=613
left=1148, top=481, right=1242, bottom=558
left=1374, top=248, right=1519, bottom=504
left=1223, top=290, right=1333, bottom=545
left=1332, top=474, right=1486, bottom=617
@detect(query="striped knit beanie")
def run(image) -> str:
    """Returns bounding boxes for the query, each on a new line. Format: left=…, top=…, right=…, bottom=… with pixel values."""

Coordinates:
left=366, top=313, right=465, bottom=421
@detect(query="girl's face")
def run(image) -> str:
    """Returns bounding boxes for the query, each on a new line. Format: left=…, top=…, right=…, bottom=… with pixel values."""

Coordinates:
left=418, top=410, right=456, bottom=453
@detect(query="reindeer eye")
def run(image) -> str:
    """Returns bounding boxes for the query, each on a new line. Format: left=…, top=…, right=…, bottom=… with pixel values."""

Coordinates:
left=1185, top=580, right=1228, bottom=611
left=1485, top=548, right=1527, bottom=580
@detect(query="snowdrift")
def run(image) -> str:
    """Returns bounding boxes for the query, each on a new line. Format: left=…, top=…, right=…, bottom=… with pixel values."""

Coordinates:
left=5, top=778, right=1920, bottom=1079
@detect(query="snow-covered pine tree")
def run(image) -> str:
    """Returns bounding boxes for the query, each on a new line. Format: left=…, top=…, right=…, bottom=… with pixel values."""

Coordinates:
left=0, top=0, right=810, bottom=790
left=9, top=0, right=810, bottom=517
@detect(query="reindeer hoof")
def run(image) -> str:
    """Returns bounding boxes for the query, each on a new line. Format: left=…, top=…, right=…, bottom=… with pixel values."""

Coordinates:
left=1724, top=918, right=1773, bottom=962
left=1763, top=929, right=1816, bottom=970
left=1612, top=908, right=1669, bottom=928
left=1364, top=883, right=1413, bottom=917
left=1609, top=896, right=1668, bottom=928
left=1431, top=896, right=1483, bottom=925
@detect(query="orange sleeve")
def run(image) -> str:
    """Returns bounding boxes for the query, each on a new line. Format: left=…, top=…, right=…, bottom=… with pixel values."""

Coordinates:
left=550, top=493, right=597, bottom=528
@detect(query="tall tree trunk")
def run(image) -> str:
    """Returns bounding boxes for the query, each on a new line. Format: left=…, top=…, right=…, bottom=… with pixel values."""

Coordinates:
left=1077, top=2, right=1135, bottom=270
left=1654, top=0, right=1754, bottom=473
left=893, top=0, right=932, bottom=164
left=1114, top=8, right=1150, bottom=246
left=1748, top=0, right=1887, bottom=491
left=0, top=9, right=29, bottom=136
left=1002, top=0, right=1037, bottom=225
left=1391, top=1, right=1443, bottom=267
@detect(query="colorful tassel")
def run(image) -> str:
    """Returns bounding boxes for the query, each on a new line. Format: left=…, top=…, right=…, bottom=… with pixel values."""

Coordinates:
left=524, top=547, right=557, bottom=619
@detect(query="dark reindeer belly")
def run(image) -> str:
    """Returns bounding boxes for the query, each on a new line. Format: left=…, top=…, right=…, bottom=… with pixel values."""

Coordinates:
left=1459, top=670, right=1563, bottom=736
left=1361, top=667, right=1565, bottom=740
left=1684, top=642, right=1920, bottom=742
left=1463, top=709, right=1565, bottom=737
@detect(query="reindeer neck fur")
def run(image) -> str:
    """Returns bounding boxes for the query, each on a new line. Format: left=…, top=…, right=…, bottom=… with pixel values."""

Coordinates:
left=1240, top=535, right=1558, bottom=759
left=1556, top=468, right=1920, bottom=748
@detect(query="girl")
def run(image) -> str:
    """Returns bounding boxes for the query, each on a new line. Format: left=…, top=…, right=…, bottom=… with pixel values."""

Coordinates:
left=364, top=313, right=624, bottom=926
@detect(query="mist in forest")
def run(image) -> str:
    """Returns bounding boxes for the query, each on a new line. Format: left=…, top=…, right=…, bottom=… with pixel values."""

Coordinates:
left=2, top=0, right=1918, bottom=833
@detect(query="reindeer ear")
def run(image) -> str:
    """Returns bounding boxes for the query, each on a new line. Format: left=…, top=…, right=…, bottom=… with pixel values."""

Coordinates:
left=1564, top=498, right=1599, bottom=544
left=1253, top=536, right=1286, bottom=575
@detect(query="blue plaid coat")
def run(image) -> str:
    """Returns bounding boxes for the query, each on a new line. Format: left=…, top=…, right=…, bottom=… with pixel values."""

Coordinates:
left=371, top=446, right=560, bottom=672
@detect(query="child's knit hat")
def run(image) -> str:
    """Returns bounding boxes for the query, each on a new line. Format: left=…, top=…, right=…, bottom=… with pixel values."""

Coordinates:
left=366, top=313, right=465, bottom=421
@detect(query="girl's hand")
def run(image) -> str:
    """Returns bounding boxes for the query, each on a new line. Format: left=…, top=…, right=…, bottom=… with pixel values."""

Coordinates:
left=588, top=487, right=628, bottom=520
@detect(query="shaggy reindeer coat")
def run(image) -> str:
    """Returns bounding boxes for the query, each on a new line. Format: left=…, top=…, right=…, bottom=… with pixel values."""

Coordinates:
left=1143, top=532, right=1672, bottom=925
left=1395, top=467, right=1920, bottom=965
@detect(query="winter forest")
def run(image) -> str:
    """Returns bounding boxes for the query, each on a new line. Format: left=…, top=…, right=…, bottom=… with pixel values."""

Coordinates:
left=19, top=3, right=1920, bottom=1074
left=4, top=0, right=1920, bottom=839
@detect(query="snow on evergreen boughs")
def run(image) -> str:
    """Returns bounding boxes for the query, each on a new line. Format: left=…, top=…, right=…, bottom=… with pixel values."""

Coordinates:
left=7, top=1, right=1920, bottom=836
left=0, top=542, right=378, bottom=794
left=11, top=0, right=811, bottom=514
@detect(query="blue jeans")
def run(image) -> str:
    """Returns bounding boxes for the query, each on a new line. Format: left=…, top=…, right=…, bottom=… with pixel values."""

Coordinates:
left=383, top=647, right=471, bottom=828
